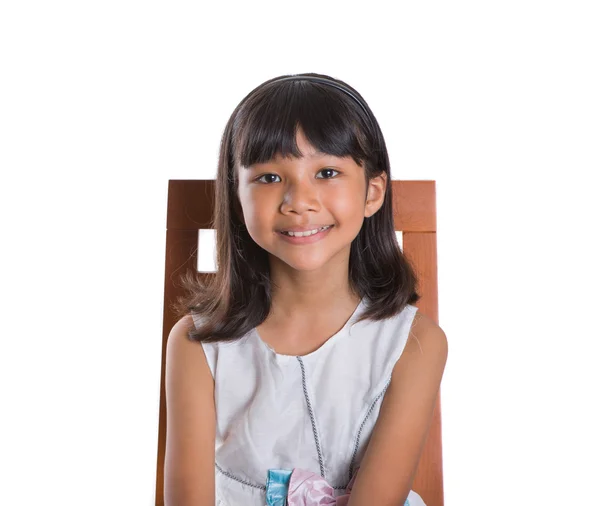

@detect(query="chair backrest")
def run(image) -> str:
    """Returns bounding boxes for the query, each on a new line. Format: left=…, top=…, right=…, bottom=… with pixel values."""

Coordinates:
left=155, top=179, right=443, bottom=506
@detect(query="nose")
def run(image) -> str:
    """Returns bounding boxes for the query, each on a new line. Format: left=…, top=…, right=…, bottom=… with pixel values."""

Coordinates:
left=280, top=178, right=321, bottom=215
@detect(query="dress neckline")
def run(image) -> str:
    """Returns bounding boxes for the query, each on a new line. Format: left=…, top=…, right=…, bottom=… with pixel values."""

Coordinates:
left=252, top=296, right=366, bottom=361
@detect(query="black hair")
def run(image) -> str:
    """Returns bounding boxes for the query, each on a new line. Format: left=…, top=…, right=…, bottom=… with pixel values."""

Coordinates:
left=172, top=72, right=420, bottom=343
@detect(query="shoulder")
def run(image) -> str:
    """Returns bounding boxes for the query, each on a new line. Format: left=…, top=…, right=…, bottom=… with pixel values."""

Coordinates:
left=408, top=308, right=447, bottom=358
left=166, top=315, right=213, bottom=385
left=172, top=313, right=196, bottom=334
left=167, top=314, right=197, bottom=351
left=393, top=308, right=448, bottom=382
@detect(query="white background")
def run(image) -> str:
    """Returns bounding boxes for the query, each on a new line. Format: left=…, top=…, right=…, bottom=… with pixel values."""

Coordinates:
left=1, top=1, right=599, bottom=505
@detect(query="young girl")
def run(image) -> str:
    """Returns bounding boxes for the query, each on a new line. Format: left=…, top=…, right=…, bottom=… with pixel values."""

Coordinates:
left=164, top=73, right=448, bottom=506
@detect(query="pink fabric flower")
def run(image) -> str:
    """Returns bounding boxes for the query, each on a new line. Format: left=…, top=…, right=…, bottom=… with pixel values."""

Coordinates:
left=286, top=467, right=360, bottom=506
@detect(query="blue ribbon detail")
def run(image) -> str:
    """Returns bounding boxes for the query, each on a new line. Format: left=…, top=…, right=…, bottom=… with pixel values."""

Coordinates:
left=265, top=468, right=293, bottom=506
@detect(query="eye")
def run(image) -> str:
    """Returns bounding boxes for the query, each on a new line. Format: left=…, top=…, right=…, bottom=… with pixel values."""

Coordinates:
left=255, top=168, right=339, bottom=184
left=256, top=174, right=282, bottom=184
left=316, top=168, right=340, bottom=179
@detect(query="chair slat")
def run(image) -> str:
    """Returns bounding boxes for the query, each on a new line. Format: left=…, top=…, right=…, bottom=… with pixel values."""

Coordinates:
left=393, top=180, right=437, bottom=233
left=403, top=230, right=443, bottom=506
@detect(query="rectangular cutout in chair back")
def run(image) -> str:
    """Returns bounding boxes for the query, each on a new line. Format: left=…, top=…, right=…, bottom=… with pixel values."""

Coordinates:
left=396, top=231, right=403, bottom=249
left=197, top=228, right=217, bottom=273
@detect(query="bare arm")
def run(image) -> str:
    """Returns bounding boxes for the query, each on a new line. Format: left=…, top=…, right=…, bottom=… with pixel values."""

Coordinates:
left=347, top=311, right=448, bottom=506
left=164, top=315, right=216, bottom=506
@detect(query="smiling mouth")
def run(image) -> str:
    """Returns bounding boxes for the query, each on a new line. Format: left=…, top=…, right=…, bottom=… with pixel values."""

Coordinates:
left=279, top=225, right=333, bottom=237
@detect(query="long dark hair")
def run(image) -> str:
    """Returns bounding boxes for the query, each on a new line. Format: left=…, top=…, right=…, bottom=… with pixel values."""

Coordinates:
left=172, top=72, right=420, bottom=343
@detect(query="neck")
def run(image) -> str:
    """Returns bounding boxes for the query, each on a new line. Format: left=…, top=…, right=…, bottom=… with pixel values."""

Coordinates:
left=267, top=258, right=361, bottom=321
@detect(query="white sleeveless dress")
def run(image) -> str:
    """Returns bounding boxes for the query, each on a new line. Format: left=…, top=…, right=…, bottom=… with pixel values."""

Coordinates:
left=192, top=298, right=427, bottom=506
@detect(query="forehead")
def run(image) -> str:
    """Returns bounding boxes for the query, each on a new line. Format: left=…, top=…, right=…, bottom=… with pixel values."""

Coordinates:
left=247, top=128, right=353, bottom=168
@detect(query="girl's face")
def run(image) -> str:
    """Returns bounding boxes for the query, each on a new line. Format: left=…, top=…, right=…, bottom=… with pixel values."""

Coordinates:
left=236, top=128, right=386, bottom=273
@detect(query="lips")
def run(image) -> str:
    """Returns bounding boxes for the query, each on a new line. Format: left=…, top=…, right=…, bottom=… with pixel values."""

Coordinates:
left=279, top=225, right=333, bottom=237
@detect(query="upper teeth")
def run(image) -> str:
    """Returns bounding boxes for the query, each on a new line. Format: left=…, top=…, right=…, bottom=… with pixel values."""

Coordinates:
left=282, top=225, right=331, bottom=237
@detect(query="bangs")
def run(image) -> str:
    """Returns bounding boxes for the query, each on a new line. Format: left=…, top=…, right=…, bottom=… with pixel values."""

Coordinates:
left=233, top=80, right=372, bottom=170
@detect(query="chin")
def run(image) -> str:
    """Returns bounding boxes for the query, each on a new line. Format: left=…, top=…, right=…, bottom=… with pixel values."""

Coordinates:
left=270, top=252, right=333, bottom=273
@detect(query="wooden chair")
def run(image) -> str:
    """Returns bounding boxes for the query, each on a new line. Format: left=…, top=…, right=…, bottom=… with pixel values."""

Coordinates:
left=155, top=179, right=443, bottom=506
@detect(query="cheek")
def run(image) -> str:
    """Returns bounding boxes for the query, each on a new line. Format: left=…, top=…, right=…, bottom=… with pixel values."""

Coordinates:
left=238, top=188, right=258, bottom=221
left=326, top=190, right=365, bottom=221
left=239, top=199, right=272, bottom=238
left=243, top=216, right=269, bottom=249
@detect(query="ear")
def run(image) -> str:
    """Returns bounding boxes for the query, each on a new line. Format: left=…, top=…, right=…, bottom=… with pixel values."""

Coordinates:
left=364, top=171, right=387, bottom=218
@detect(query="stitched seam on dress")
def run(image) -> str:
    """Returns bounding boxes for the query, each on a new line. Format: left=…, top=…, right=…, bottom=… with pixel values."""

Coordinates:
left=296, top=356, right=325, bottom=478
left=347, top=375, right=392, bottom=482
left=215, top=462, right=267, bottom=490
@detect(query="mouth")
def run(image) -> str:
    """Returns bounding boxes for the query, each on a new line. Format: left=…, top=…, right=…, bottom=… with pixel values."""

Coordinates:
left=278, top=225, right=333, bottom=237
